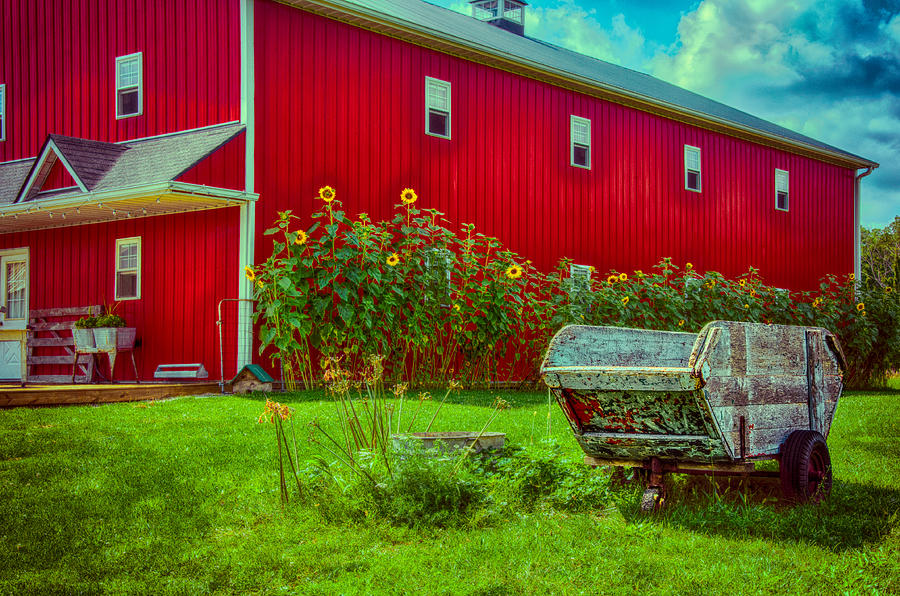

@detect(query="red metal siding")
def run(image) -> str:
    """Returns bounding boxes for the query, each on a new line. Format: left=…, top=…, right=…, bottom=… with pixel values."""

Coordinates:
left=253, top=1, right=855, bottom=290
left=0, top=208, right=241, bottom=380
left=0, top=0, right=241, bottom=162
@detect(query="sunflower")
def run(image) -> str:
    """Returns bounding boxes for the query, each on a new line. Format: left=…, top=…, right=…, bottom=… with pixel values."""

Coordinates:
left=294, top=230, right=308, bottom=246
left=685, top=262, right=693, bottom=270
left=257, top=280, right=264, bottom=289
left=856, top=302, right=865, bottom=312
left=318, top=186, right=336, bottom=202
left=621, top=296, right=630, bottom=306
left=506, top=264, right=523, bottom=279
left=386, top=253, right=400, bottom=267
left=619, top=272, right=628, bottom=282
left=453, top=303, right=461, bottom=312
left=812, top=297, right=823, bottom=308
left=739, top=279, right=747, bottom=287
left=849, top=273, right=856, bottom=282
left=589, top=266, right=596, bottom=273
left=244, top=266, right=255, bottom=281
left=887, top=287, right=893, bottom=294
left=400, top=188, right=418, bottom=205
left=705, top=280, right=716, bottom=289
left=607, top=275, right=618, bottom=284
left=678, top=320, right=685, bottom=327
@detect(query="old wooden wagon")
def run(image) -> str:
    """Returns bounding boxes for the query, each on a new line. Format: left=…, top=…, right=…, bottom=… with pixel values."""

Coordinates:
left=540, top=321, right=845, bottom=509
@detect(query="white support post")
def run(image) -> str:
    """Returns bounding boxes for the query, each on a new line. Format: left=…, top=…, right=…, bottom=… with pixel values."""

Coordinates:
left=237, top=0, right=256, bottom=369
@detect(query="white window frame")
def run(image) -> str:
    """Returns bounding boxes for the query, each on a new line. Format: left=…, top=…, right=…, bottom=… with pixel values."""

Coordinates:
left=115, top=237, right=141, bottom=300
left=569, top=263, right=592, bottom=295
left=0, top=248, right=29, bottom=330
left=775, top=168, right=789, bottom=212
left=425, top=76, right=451, bottom=140
left=570, top=116, right=591, bottom=169
left=0, top=84, right=6, bottom=142
left=684, top=145, right=701, bottom=192
left=115, top=52, right=143, bottom=119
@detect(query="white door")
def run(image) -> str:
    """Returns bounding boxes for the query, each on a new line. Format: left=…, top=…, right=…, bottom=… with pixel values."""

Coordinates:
left=0, top=251, right=28, bottom=380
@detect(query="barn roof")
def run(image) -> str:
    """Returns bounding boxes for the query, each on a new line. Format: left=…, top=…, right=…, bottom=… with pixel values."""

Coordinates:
left=291, top=0, right=876, bottom=168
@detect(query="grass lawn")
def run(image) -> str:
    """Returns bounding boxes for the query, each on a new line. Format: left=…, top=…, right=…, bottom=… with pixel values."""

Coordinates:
left=1, top=388, right=898, bottom=594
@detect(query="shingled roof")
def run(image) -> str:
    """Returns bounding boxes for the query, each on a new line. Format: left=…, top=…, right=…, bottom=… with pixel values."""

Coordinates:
left=3, top=122, right=245, bottom=205
left=293, top=0, right=875, bottom=167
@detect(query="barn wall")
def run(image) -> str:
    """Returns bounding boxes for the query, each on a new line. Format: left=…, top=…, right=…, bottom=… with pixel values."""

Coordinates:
left=253, top=1, right=855, bottom=290
left=0, top=0, right=242, bottom=162
left=0, top=208, right=241, bottom=380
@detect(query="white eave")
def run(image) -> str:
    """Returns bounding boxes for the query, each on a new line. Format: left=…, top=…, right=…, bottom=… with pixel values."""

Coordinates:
left=0, top=181, right=258, bottom=234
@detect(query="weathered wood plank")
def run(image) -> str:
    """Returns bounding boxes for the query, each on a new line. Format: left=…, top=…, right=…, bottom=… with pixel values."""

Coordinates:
left=29, top=306, right=101, bottom=318
left=713, top=402, right=809, bottom=434
left=28, top=322, right=82, bottom=332
left=0, top=383, right=221, bottom=407
left=30, top=356, right=85, bottom=365
left=807, top=330, right=826, bottom=434
left=27, top=374, right=89, bottom=384
left=725, top=426, right=796, bottom=458
left=705, top=376, right=810, bottom=407
left=29, top=337, right=74, bottom=347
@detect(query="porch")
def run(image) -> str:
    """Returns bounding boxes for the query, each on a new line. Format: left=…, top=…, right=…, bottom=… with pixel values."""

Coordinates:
left=0, top=381, right=223, bottom=407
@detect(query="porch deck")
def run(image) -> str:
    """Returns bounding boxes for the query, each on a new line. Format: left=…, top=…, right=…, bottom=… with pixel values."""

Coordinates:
left=0, top=382, right=222, bottom=408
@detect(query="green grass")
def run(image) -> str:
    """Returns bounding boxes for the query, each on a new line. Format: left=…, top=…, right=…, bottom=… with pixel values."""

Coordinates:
left=1, top=389, right=899, bottom=594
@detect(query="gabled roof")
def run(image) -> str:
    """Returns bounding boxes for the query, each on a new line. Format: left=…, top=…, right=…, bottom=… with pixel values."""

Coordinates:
left=290, top=0, right=876, bottom=168
left=3, top=122, right=245, bottom=205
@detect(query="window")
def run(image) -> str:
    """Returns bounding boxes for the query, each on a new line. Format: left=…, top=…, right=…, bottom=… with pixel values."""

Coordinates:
left=0, top=84, right=5, bottom=141
left=425, top=77, right=451, bottom=139
left=569, top=263, right=592, bottom=297
left=775, top=169, right=789, bottom=211
left=115, top=237, right=141, bottom=300
left=471, top=0, right=525, bottom=24
left=570, top=116, right=591, bottom=169
left=424, top=248, right=453, bottom=304
left=684, top=145, right=701, bottom=192
left=116, top=53, right=143, bottom=118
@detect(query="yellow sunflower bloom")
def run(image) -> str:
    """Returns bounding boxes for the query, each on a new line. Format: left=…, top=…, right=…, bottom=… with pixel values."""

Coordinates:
left=607, top=275, right=618, bottom=284
left=621, top=296, right=630, bottom=306
left=506, top=264, right=523, bottom=279
left=318, top=186, right=336, bottom=202
left=257, top=281, right=264, bottom=289
left=739, top=279, right=746, bottom=287
left=400, top=188, right=418, bottom=205
left=705, top=280, right=716, bottom=289
left=812, top=298, right=822, bottom=308
left=589, top=266, right=596, bottom=273
left=886, top=286, right=893, bottom=294
left=856, top=302, right=865, bottom=312
left=619, top=272, right=628, bottom=282
left=386, top=253, right=400, bottom=267
left=294, top=230, right=308, bottom=246
left=678, top=320, right=685, bottom=327
left=849, top=273, right=856, bottom=282
left=244, top=266, right=255, bottom=281
left=685, top=262, right=693, bottom=270
left=453, top=304, right=461, bottom=312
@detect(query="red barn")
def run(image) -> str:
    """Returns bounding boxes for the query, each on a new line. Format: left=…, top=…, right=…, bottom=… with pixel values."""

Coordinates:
left=0, top=0, right=878, bottom=384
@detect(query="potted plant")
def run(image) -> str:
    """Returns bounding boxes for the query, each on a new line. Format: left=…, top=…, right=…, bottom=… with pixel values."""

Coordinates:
left=73, top=316, right=98, bottom=352
left=94, top=313, right=127, bottom=352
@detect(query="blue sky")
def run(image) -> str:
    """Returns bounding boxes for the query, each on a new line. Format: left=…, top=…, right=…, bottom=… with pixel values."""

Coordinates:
left=433, top=0, right=900, bottom=228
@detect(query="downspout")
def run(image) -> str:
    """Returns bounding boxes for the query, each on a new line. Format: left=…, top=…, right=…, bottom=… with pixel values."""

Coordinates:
left=854, top=165, right=877, bottom=289
left=238, top=0, right=256, bottom=369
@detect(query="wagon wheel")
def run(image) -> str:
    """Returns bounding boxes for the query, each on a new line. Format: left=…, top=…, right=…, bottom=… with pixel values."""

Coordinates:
left=779, top=430, right=832, bottom=503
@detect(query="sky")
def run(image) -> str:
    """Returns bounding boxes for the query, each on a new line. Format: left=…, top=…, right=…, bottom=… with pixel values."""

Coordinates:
left=432, top=0, right=900, bottom=228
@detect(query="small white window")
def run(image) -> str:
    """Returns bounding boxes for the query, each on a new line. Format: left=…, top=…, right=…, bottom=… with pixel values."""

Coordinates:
left=569, top=263, right=592, bottom=295
left=116, top=53, right=143, bottom=119
left=775, top=169, right=789, bottom=211
left=425, top=77, right=451, bottom=139
left=684, top=145, right=701, bottom=192
left=0, top=84, right=6, bottom=142
left=570, top=116, right=591, bottom=169
left=115, top=237, right=141, bottom=300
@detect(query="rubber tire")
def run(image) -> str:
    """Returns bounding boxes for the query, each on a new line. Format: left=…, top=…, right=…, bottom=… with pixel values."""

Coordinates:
left=780, top=430, right=832, bottom=503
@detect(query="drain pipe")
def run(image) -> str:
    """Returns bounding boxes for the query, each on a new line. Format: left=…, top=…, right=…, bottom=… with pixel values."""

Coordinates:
left=854, top=165, right=877, bottom=288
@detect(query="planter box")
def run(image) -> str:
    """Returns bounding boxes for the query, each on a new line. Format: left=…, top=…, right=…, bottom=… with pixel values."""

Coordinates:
left=93, top=328, right=117, bottom=352
left=116, top=327, right=136, bottom=350
left=392, top=431, right=506, bottom=455
left=72, top=328, right=97, bottom=353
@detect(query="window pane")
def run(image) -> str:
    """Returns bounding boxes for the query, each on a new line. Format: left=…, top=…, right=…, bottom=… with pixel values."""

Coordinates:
left=687, top=170, right=700, bottom=191
left=116, top=272, right=137, bottom=299
left=118, top=58, right=138, bottom=87
left=428, top=111, right=448, bottom=137
left=573, top=145, right=589, bottom=167
left=119, top=243, right=137, bottom=269
left=685, top=148, right=700, bottom=171
left=6, top=261, right=25, bottom=319
left=427, top=82, right=449, bottom=111
left=777, top=191, right=788, bottom=210
left=572, top=119, right=590, bottom=145
left=118, top=90, right=139, bottom=115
